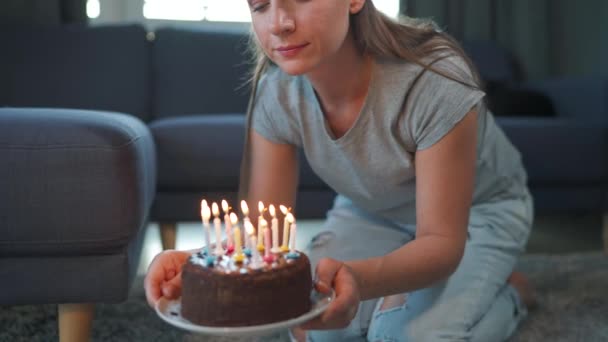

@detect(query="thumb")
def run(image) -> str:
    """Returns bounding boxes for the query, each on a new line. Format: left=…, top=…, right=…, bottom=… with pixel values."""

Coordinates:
left=314, top=258, right=342, bottom=294
left=161, top=272, right=182, bottom=299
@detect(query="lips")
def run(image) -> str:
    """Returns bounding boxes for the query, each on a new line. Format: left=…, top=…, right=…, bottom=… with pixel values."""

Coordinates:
left=275, top=43, right=309, bottom=57
left=276, top=43, right=309, bottom=51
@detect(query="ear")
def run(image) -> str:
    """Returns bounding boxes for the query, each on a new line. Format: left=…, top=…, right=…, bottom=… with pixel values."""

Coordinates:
left=349, top=0, right=366, bottom=14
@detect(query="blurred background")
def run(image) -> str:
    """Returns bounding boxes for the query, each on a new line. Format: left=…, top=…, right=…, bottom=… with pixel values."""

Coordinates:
left=1, top=0, right=607, bottom=257
left=2, top=0, right=606, bottom=79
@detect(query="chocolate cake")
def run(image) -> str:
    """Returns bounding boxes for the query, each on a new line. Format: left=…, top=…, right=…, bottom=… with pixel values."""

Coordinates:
left=181, top=249, right=313, bottom=326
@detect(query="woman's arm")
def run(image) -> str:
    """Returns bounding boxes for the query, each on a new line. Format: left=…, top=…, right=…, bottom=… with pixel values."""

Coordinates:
left=246, top=130, right=299, bottom=220
left=347, top=110, right=477, bottom=300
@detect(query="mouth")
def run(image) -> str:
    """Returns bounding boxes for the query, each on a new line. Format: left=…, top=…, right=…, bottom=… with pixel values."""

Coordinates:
left=275, top=43, right=309, bottom=57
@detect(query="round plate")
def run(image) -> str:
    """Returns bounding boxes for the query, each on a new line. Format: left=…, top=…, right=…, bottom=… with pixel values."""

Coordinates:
left=155, top=289, right=335, bottom=337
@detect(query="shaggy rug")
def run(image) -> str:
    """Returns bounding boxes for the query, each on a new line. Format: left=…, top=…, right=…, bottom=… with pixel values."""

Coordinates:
left=1, top=252, right=607, bottom=342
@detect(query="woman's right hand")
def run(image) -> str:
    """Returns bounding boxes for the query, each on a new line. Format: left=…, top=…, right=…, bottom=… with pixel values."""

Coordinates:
left=144, top=250, right=191, bottom=308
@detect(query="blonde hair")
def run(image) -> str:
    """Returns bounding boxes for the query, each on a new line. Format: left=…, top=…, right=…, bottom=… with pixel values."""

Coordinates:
left=239, top=1, right=482, bottom=200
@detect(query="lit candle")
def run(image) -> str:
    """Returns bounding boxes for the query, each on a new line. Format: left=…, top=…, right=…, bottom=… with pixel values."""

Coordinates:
left=280, top=205, right=291, bottom=252
left=263, top=224, right=273, bottom=263
left=257, top=201, right=265, bottom=251
left=288, top=218, right=297, bottom=252
left=245, top=221, right=261, bottom=269
left=200, top=200, right=211, bottom=253
left=241, top=200, right=251, bottom=250
left=221, top=200, right=234, bottom=250
left=269, top=204, right=280, bottom=253
left=212, top=202, right=224, bottom=256
left=231, top=212, right=244, bottom=262
left=286, top=216, right=299, bottom=259
left=257, top=218, right=267, bottom=252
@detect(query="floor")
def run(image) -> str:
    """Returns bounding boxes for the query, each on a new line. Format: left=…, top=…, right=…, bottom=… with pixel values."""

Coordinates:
left=136, top=213, right=604, bottom=277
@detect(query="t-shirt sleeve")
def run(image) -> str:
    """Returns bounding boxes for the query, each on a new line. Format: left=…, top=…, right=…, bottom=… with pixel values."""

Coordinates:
left=250, top=71, right=301, bottom=146
left=405, top=55, right=486, bottom=150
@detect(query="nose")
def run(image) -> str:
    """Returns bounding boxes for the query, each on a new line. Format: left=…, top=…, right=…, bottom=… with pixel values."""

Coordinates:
left=269, top=6, right=295, bottom=36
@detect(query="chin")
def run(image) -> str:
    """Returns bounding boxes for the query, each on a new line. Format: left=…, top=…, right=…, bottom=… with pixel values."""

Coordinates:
left=272, top=58, right=317, bottom=76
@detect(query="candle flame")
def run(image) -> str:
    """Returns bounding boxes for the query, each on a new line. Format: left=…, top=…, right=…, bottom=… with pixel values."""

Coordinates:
left=241, top=200, right=249, bottom=216
left=230, top=212, right=239, bottom=225
left=258, top=201, right=264, bottom=214
left=286, top=212, right=295, bottom=223
left=245, top=221, right=255, bottom=235
left=221, top=199, right=229, bottom=213
left=201, top=199, right=207, bottom=209
left=279, top=205, right=289, bottom=215
left=269, top=204, right=276, bottom=217
left=212, top=202, right=220, bottom=217
left=201, top=205, right=211, bottom=221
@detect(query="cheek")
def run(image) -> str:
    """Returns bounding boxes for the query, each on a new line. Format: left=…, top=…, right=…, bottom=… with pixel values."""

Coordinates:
left=314, top=13, right=350, bottom=53
left=251, top=21, right=271, bottom=53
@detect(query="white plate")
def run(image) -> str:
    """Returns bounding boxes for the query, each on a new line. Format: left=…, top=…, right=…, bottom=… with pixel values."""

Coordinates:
left=155, top=289, right=335, bottom=337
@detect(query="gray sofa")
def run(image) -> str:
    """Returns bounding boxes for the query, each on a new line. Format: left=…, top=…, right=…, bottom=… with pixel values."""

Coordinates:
left=2, top=22, right=607, bottom=226
left=0, top=108, right=156, bottom=340
left=1, top=24, right=607, bottom=339
left=149, top=28, right=608, bottom=220
left=0, top=24, right=156, bottom=341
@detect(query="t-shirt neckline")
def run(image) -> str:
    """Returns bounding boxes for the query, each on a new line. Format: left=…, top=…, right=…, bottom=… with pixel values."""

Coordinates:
left=306, top=59, right=378, bottom=145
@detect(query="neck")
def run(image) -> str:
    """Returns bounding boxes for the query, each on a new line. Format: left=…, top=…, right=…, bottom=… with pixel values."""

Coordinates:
left=305, top=33, right=373, bottom=116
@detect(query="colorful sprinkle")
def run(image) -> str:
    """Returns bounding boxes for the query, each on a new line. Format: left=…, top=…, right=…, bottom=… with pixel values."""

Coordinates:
left=263, top=255, right=275, bottom=263
left=286, top=252, right=300, bottom=259
left=205, top=255, right=216, bottom=267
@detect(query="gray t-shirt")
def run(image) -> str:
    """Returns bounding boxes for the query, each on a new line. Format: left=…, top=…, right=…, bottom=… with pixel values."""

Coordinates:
left=251, top=55, right=528, bottom=224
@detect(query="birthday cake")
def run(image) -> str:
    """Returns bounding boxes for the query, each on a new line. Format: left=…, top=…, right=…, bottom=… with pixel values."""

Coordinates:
left=180, top=200, right=313, bottom=327
left=181, top=248, right=312, bottom=326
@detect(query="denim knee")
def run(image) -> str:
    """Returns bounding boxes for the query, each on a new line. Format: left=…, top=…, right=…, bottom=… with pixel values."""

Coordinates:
left=307, top=329, right=367, bottom=342
left=366, top=296, right=408, bottom=342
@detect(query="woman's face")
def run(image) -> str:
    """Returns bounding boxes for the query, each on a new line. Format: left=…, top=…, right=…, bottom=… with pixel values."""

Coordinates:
left=248, top=0, right=363, bottom=75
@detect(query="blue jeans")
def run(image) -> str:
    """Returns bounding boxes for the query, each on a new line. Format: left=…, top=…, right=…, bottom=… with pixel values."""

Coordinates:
left=304, top=193, right=533, bottom=342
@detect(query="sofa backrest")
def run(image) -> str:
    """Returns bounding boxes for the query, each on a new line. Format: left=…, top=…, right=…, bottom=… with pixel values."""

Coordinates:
left=152, top=26, right=252, bottom=119
left=462, top=40, right=522, bottom=85
left=0, top=24, right=151, bottom=121
left=522, top=77, right=608, bottom=120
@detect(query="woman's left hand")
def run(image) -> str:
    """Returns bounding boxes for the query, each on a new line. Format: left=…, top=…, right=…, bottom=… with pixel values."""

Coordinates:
left=300, top=258, right=361, bottom=330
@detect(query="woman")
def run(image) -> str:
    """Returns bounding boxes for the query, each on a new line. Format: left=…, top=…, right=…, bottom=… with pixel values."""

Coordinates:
left=146, top=1, right=535, bottom=340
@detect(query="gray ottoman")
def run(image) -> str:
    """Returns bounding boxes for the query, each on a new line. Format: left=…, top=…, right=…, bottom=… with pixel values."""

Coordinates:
left=0, top=108, right=156, bottom=341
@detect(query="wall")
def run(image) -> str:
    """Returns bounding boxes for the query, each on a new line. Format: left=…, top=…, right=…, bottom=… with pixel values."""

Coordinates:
left=550, top=0, right=608, bottom=77
left=404, top=0, right=608, bottom=79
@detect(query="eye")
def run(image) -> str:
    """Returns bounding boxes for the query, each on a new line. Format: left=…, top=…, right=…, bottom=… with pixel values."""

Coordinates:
left=250, top=1, right=269, bottom=12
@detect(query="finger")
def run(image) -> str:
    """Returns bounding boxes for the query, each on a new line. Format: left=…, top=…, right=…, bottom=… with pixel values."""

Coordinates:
left=144, top=252, right=180, bottom=307
left=302, top=264, right=359, bottom=330
left=161, top=271, right=183, bottom=299
left=144, top=273, right=162, bottom=308
left=301, top=288, right=357, bottom=330
left=313, top=259, right=341, bottom=294
left=300, top=301, right=357, bottom=330
left=328, top=274, right=359, bottom=321
left=314, top=278, right=332, bottom=294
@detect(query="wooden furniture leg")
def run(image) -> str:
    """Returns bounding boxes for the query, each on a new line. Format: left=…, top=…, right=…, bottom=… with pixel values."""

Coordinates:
left=160, top=222, right=177, bottom=250
left=58, top=303, right=95, bottom=342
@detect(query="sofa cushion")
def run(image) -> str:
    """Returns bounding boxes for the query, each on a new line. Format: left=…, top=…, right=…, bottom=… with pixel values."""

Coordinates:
left=152, top=26, right=252, bottom=119
left=497, top=117, right=608, bottom=184
left=150, top=115, right=327, bottom=191
left=0, top=108, right=156, bottom=256
left=0, top=24, right=151, bottom=121
left=521, top=77, right=608, bottom=120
